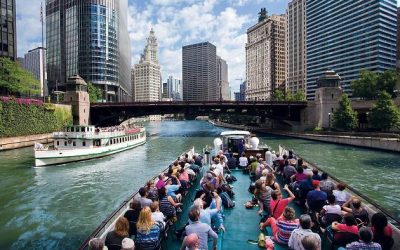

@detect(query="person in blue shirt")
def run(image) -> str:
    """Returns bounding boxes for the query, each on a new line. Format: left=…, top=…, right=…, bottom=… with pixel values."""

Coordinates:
left=306, top=180, right=327, bottom=212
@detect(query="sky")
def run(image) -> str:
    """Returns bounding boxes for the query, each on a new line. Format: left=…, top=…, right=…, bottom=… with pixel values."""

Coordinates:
left=15, top=0, right=400, bottom=94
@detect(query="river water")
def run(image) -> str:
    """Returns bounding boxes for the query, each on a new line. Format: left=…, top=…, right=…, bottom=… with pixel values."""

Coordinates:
left=0, top=121, right=399, bottom=249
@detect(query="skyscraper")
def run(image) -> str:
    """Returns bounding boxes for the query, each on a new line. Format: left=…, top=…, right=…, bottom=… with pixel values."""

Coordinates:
left=217, top=56, right=229, bottom=100
left=0, top=0, right=16, bottom=60
left=397, top=7, right=400, bottom=72
left=23, top=47, right=47, bottom=96
left=246, top=9, right=286, bottom=101
left=182, top=42, right=217, bottom=101
left=162, top=76, right=182, bottom=101
left=46, top=0, right=131, bottom=102
left=306, top=0, right=397, bottom=100
left=132, top=29, right=161, bottom=102
left=286, top=0, right=306, bottom=96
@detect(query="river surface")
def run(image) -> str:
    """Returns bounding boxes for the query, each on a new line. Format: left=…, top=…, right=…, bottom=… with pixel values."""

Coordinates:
left=0, top=120, right=399, bottom=249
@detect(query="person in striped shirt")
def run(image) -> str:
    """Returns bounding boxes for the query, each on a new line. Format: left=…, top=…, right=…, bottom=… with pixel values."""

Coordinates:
left=260, top=207, right=299, bottom=245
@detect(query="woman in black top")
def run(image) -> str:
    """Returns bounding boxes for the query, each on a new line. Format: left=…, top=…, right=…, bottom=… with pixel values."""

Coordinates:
left=124, top=199, right=141, bottom=237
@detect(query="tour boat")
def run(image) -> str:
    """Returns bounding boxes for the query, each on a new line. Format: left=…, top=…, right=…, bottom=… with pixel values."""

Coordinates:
left=34, top=125, right=146, bottom=167
left=213, top=130, right=269, bottom=156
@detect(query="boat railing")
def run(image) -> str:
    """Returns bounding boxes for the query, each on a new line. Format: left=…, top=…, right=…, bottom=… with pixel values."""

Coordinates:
left=53, top=131, right=125, bottom=139
left=78, top=147, right=195, bottom=250
left=279, top=145, right=400, bottom=229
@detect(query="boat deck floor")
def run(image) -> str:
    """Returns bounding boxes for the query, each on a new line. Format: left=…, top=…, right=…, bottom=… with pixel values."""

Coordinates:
left=165, top=168, right=334, bottom=250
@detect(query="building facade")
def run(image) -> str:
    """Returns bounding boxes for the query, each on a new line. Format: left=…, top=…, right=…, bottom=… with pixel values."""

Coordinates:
left=23, top=47, right=47, bottom=96
left=217, top=56, right=229, bottom=100
left=286, top=0, right=306, bottom=96
left=0, top=0, right=16, bottom=60
left=234, top=81, right=246, bottom=101
left=132, top=29, right=161, bottom=102
left=397, top=7, right=400, bottom=72
left=306, top=0, right=397, bottom=100
left=182, top=42, right=218, bottom=101
left=46, top=0, right=131, bottom=102
left=162, top=76, right=182, bottom=101
left=245, top=9, right=286, bottom=101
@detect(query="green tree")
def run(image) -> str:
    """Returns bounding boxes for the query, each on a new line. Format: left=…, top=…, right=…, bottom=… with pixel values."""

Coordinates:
left=292, top=91, right=306, bottom=101
left=351, top=69, right=398, bottom=99
left=368, top=91, right=400, bottom=131
left=273, top=90, right=285, bottom=101
left=333, top=94, right=358, bottom=131
left=0, top=57, right=40, bottom=95
left=351, top=70, right=379, bottom=99
left=87, top=82, right=102, bottom=103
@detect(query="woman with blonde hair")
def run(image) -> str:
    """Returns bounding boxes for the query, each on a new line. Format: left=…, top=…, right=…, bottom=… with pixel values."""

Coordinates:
left=265, top=173, right=280, bottom=191
left=135, top=207, right=164, bottom=250
left=105, top=217, right=129, bottom=250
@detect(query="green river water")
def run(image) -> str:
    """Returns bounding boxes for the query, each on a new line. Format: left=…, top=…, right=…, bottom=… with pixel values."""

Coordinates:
left=0, top=120, right=399, bottom=249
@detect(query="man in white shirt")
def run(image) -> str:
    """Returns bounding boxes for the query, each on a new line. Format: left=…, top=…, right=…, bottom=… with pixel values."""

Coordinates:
left=238, top=152, right=248, bottom=169
left=265, top=149, right=273, bottom=168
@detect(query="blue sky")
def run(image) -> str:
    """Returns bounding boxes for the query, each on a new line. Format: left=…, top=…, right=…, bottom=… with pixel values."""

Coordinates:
left=15, top=0, right=400, bottom=94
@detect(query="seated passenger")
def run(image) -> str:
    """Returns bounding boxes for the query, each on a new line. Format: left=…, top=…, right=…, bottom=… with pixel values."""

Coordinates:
left=135, top=207, right=164, bottom=250
left=178, top=167, right=190, bottom=189
left=327, top=213, right=359, bottom=245
left=333, top=183, right=351, bottom=206
left=121, top=238, right=135, bottom=250
left=291, top=167, right=308, bottom=183
left=105, top=217, right=129, bottom=250
left=150, top=201, right=166, bottom=227
left=185, top=208, right=218, bottom=250
left=283, top=160, right=297, bottom=183
left=306, top=180, right=327, bottom=213
left=254, top=179, right=272, bottom=215
left=124, top=199, right=141, bottom=237
left=165, top=176, right=182, bottom=202
left=259, top=207, right=299, bottom=245
left=146, top=180, right=159, bottom=201
left=192, top=192, right=223, bottom=230
left=227, top=153, right=237, bottom=169
left=88, top=238, right=106, bottom=250
left=342, top=197, right=369, bottom=226
left=311, top=168, right=321, bottom=181
left=158, top=186, right=181, bottom=221
left=370, top=213, right=394, bottom=250
left=346, top=226, right=382, bottom=250
left=269, top=184, right=295, bottom=219
left=137, top=187, right=153, bottom=208
left=155, top=173, right=166, bottom=190
left=265, top=173, right=280, bottom=191
left=289, top=214, right=321, bottom=250
left=180, top=233, right=199, bottom=250
left=320, top=194, right=342, bottom=227
left=301, top=235, right=320, bottom=250
left=238, top=152, right=248, bottom=169
left=319, top=173, right=335, bottom=194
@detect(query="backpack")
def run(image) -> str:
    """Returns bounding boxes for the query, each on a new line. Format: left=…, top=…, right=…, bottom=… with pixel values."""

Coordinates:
left=248, top=183, right=256, bottom=194
left=220, top=192, right=235, bottom=208
left=220, top=184, right=235, bottom=198
left=225, top=174, right=233, bottom=183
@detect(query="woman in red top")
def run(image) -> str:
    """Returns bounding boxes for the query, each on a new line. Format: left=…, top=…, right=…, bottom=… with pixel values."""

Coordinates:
left=268, top=184, right=296, bottom=219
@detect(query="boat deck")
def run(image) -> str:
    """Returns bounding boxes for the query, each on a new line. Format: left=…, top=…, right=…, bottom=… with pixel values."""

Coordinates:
left=166, top=167, right=334, bottom=250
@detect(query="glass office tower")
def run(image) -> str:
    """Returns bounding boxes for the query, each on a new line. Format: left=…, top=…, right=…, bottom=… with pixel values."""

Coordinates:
left=0, top=0, right=16, bottom=60
left=306, top=0, right=397, bottom=100
left=46, top=0, right=131, bottom=102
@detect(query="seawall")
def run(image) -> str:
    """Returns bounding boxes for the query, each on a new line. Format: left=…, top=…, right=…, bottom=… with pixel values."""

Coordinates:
left=0, top=134, right=53, bottom=151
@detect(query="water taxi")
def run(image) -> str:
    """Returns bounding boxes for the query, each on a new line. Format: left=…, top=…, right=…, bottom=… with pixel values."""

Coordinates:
left=34, top=125, right=146, bottom=167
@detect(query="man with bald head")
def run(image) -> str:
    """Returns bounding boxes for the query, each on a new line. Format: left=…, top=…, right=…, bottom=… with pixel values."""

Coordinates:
left=181, top=233, right=199, bottom=250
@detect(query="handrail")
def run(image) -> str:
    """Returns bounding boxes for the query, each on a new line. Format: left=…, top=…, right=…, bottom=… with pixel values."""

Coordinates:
left=280, top=145, right=400, bottom=228
left=78, top=148, right=195, bottom=250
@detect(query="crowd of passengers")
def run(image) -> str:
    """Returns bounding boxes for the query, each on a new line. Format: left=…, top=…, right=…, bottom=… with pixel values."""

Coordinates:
left=246, top=149, right=395, bottom=250
left=87, top=149, right=396, bottom=250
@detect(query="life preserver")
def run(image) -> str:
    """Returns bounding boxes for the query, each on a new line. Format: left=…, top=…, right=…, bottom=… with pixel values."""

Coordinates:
left=68, top=139, right=72, bottom=144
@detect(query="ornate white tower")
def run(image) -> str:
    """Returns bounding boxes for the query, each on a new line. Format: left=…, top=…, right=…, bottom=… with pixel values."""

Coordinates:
left=133, top=29, right=161, bottom=102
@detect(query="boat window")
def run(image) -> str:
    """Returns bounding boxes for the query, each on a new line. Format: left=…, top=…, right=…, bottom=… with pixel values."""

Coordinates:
left=81, top=127, right=85, bottom=132
left=67, top=127, right=70, bottom=132
left=73, top=141, right=76, bottom=146
left=72, top=127, right=76, bottom=132
left=82, top=141, right=86, bottom=147
left=56, top=141, right=59, bottom=146
left=64, top=141, right=67, bottom=146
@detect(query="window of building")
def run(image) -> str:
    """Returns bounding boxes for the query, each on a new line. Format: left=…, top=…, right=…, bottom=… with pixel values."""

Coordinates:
left=82, top=141, right=86, bottom=147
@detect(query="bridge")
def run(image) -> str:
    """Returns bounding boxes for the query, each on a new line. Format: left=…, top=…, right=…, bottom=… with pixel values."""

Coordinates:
left=90, top=101, right=308, bottom=126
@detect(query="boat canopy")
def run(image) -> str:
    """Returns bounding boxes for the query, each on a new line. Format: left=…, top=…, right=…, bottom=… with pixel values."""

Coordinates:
left=220, top=131, right=251, bottom=136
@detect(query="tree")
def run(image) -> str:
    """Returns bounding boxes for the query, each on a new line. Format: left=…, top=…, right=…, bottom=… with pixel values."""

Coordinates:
left=273, top=90, right=285, bottom=101
left=0, top=57, right=40, bottom=96
left=332, top=94, right=358, bottom=131
left=351, top=69, right=398, bottom=99
left=368, top=91, right=400, bottom=131
left=87, top=82, right=102, bottom=103
left=292, top=91, right=306, bottom=101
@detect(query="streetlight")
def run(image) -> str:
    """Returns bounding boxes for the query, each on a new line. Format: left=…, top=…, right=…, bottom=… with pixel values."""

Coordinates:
left=328, top=112, right=331, bottom=130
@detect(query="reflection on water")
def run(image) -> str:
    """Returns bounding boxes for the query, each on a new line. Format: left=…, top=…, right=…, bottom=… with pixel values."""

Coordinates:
left=0, top=121, right=399, bottom=249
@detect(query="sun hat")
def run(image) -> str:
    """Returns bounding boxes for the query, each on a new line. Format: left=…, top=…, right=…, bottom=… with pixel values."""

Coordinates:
left=121, top=237, right=135, bottom=250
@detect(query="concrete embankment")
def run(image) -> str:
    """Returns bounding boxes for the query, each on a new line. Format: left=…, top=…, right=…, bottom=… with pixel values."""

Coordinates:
left=211, top=120, right=400, bottom=153
left=0, top=134, right=53, bottom=151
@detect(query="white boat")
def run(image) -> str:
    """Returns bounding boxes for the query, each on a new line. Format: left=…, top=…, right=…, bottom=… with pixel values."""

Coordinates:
left=34, top=125, right=146, bottom=167
left=213, top=130, right=268, bottom=156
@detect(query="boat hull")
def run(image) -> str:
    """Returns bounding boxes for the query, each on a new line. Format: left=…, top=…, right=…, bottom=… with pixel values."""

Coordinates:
left=34, top=137, right=146, bottom=167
